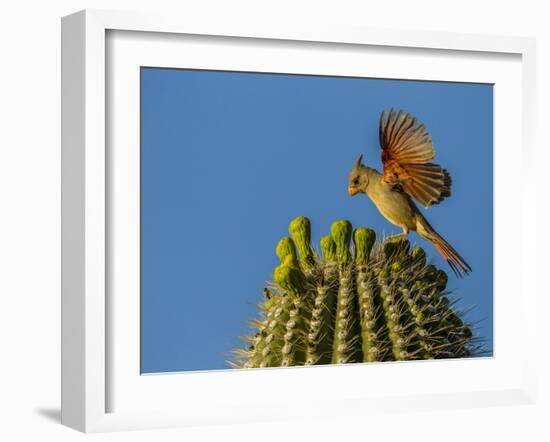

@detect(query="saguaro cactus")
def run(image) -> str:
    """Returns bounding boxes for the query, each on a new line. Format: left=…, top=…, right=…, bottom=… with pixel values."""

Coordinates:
left=232, top=216, right=483, bottom=368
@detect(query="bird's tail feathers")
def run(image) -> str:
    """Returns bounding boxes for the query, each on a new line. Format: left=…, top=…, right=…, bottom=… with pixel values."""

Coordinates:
left=416, top=218, right=471, bottom=277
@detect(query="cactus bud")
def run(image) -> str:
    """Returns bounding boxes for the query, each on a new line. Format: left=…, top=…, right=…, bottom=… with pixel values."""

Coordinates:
left=331, top=220, right=352, bottom=264
left=423, top=265, right=438, bottom=282
left=273, top=263, right=307, bottom=297
left=435, top=270, right=448, bottom=290
left=411, top=246, right=426, bottom=266
left=353, top=227, right=376, bottom=266
left=391, top=262, right=402, bottom=273
left=320, top=235, right=337, bottom=262
left=289, top=216, right=314, bottom=269
left=448, top=313, right=463, bottom=327
left=276, top=237, right=298, bottom=267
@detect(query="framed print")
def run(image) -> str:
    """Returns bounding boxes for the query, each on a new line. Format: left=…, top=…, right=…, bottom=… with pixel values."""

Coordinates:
left=61, top=9, right=537, bottom=433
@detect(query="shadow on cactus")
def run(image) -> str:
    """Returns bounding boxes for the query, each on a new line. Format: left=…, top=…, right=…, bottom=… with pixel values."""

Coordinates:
left=231, top=216, right=486, bottom=368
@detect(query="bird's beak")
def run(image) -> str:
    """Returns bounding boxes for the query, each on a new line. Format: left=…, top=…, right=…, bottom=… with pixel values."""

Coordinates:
left=348, top=186, right=359, bottom=196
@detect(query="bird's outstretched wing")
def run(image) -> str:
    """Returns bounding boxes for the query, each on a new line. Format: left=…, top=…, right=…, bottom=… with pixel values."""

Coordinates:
left=379, top=108, right=451, bottom=208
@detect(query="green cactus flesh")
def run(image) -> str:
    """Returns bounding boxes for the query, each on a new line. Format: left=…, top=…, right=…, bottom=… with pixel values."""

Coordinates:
left=232, top=217, right=484, bottom=368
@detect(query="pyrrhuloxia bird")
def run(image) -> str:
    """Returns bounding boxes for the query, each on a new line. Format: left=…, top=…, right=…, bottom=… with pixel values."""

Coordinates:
left=348, top=109, right=471, bottom=277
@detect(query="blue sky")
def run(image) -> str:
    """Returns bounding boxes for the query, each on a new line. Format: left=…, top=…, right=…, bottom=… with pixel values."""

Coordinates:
left=141, top=68, right=493, bottom=373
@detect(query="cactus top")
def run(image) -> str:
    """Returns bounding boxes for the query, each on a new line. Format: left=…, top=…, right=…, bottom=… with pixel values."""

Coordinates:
left=233, top=216, right=482, bottom=369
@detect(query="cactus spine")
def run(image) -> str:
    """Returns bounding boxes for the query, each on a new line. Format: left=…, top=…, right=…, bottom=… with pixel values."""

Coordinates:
left=232, top=216, right=483, bottom=368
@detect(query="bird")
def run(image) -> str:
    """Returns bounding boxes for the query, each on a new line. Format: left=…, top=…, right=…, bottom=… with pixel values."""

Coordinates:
left=347, top=108, right=471, bottom=277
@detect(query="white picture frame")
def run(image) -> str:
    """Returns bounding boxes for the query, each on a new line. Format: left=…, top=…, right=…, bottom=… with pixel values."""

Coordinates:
left=61, top=9, right=537, bottom=433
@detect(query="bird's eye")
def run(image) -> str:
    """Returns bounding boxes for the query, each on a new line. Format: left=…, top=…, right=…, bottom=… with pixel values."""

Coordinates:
left=353, top=178, right=360, bottom=185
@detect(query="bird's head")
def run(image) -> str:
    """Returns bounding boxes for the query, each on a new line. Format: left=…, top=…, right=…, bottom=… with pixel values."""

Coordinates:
left=348, top=154, right=369, bottom=197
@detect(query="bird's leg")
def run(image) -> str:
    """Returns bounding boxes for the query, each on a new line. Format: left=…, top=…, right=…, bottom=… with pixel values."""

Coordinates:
left=386, top=227, right=409, bottom=242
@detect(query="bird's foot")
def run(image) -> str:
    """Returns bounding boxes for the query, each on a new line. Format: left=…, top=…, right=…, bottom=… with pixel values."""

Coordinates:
left=386, top=233, right=407, bottom=242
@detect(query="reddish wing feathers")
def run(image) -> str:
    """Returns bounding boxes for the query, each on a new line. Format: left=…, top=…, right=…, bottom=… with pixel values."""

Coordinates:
left=380, top=109, right=451, bottom=208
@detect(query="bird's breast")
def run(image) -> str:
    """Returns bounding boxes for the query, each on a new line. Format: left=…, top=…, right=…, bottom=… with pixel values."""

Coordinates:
left=366, top=182, right=417, bottom=229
